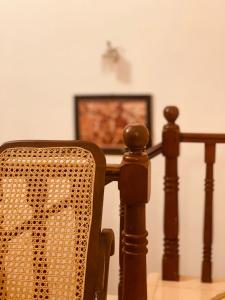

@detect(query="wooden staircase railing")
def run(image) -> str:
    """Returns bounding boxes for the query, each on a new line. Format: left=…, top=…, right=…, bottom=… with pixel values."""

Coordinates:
left=104, top=105, right=225, bottom=300
left=161, top=106, right=225, bottom=283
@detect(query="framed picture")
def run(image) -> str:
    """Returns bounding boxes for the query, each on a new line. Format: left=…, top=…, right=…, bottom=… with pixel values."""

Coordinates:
left=74, top=95, right=152, bottom=154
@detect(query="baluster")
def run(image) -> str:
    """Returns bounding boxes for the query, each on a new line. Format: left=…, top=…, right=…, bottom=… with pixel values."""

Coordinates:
left=120, top=124, right=150, bottom=300
left=118, top=197, right=124, bottom=300
left=202, top=143, right=215, bottom=282
left=162, top=106, right=180, bottom=281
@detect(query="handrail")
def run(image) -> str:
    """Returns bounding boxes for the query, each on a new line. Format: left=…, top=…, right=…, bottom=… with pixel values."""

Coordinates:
left=105, top=143, right=163, bottom=184
left=147, top=143, right=162, bottom=159
left=105, top=143, right=162, bottom=184
left=105, top=163, right=120, bottom=184
left=180, top=132, right=225, bottom=143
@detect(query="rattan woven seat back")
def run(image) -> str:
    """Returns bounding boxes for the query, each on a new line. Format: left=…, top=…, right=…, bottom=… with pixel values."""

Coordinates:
left=0, top=141, right=113, bottom=300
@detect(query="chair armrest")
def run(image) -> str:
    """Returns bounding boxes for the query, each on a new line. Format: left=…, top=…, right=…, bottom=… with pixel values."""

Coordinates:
left=96, top=229, right=115, bottom=300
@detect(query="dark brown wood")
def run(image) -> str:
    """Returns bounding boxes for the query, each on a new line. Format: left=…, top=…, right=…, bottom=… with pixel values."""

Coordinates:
left=162, top=106, right=180, bottom=281
left=118, top=197, right=125, bottom=300
left=180, top=132, right=225, bottom=143
left=119, top=124, right=150, bottom=300
left=105, top=163, right=122, bottom=299
left=105, top=164, right=120, bottom=185
left=202, top=143, right=216, bottom=283
left=97, top=229, right=115, bottom=300
left=147, top=143, right=162, bottom=159
left=105, top=164, right=122, bottom=297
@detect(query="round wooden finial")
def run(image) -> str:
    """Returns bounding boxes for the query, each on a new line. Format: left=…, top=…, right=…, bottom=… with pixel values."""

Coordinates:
left=123, top=124, right=149, bottom=152
left=164, top=106, right=179, bottom=123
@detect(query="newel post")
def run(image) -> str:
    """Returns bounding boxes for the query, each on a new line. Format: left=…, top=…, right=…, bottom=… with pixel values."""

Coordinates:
left=119, top=124, right=150, bottom=300
left=162, top=106, right=180, bottom=281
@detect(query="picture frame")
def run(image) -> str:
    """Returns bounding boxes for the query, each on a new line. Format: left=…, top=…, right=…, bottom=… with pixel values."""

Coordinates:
left=74, top=94, right=152, bottom=154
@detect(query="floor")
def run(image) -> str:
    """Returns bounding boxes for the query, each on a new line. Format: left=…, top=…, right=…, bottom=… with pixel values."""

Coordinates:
left=107, top=273, right=225, bottom=300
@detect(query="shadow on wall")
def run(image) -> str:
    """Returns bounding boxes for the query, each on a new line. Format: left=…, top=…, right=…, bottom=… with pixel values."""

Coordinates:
left=101, top=42, right=132, bottom=84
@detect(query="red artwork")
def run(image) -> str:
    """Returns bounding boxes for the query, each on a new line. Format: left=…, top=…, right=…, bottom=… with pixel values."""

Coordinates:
left=75, top=96, right=151, bottom=154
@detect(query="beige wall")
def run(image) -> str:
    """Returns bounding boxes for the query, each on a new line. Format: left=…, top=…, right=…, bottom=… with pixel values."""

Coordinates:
left=1, top=0, right=225, bottom=294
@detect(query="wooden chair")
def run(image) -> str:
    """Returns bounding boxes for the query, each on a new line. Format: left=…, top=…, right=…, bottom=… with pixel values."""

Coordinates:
left=0, top=140, right=114, bottom=300
left=5, top=112, right=215, bottom=300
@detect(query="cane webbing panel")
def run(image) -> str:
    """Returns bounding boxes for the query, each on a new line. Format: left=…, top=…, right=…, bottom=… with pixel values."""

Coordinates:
left=0, top=146, right=96, bottom=300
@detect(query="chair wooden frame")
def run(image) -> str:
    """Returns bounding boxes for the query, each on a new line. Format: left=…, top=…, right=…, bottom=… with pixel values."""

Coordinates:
left=0, top=140, right=114, bottom=300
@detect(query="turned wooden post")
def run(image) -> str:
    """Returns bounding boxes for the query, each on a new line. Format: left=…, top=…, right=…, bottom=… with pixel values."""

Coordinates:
left=162, top=106, right=180, bottom=281
left=118, top=197, right=125, bottom=300
left=202, top=143, right=215, bottom=282
left=119, top=124, right=150, bottom=300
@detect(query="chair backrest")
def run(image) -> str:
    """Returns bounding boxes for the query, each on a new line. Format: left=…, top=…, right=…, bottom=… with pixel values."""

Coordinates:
left=0, top=140, right=106, bottom=300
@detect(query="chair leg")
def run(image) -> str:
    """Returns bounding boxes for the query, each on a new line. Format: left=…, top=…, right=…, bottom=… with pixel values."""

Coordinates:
left=96, top=229, right=115, bottom=300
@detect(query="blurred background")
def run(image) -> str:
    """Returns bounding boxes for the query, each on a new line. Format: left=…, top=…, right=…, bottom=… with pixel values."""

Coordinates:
left=1, top=0, right=225, bottom=295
